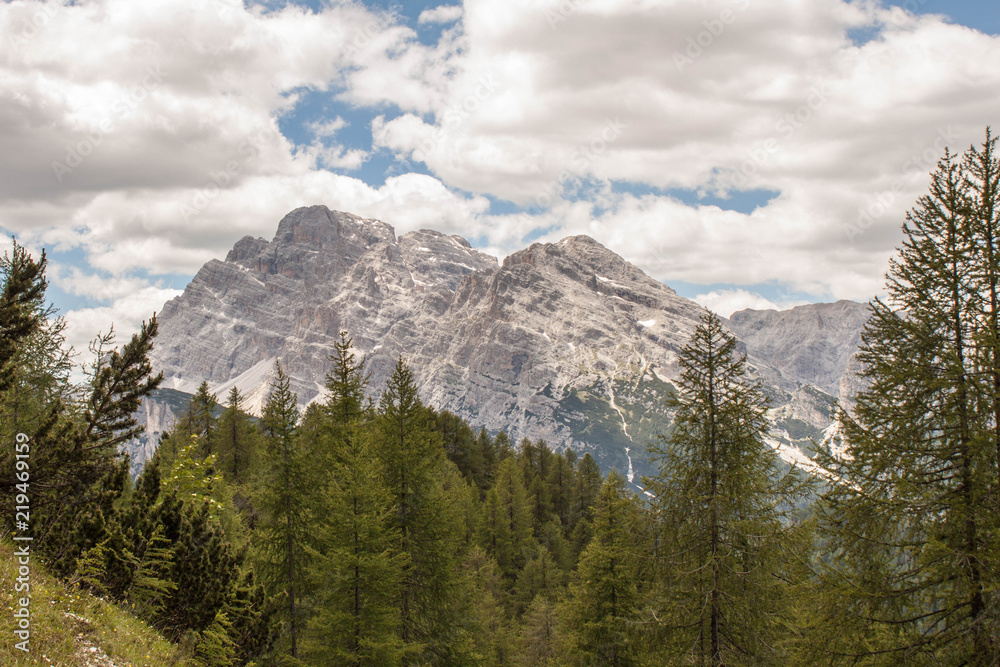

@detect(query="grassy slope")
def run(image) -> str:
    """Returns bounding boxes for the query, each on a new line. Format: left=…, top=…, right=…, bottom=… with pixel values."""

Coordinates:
left=0, top=538, right=193, bottom=667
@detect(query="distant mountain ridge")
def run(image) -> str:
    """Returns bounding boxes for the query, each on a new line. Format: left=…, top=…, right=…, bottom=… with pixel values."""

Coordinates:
left=726, top=300, right=870, bottom=404
left=143, top=205, right=868, bottom=485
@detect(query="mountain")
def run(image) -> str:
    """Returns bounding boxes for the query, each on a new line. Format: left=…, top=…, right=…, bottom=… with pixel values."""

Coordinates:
left=726, top=300, right=871, bottom=404
left=144, top=205, right=866, bottom=486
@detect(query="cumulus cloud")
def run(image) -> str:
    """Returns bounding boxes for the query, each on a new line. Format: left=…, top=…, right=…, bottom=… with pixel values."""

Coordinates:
left=693, top=289, right=809, bottom=319
left=0, top=0, right=476, bottom=273
left=370, top=0, right=1000, bottom=298
left=418, top=5, right=463, bottom=25
left=62, top=285, right=183, bottom=356
left=2, top=0, right=999, bottom=321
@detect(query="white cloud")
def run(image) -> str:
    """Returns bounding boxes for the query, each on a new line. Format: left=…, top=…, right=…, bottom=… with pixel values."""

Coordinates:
left=62, top=285, right=183, bottom=357
left=308, top=117, right=348, bottom=138
left=418, top=5, right=463, bottom=25
left=49, top=264, right=152, bottom=301
left=693, top=289, right=809, bottom=319
left=2, top=0, right=999, bottom=314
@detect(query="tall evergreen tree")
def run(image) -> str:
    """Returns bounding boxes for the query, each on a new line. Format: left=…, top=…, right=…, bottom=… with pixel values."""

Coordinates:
left=562, top=471, right=645, bottom=667
left=254, top=362, right=312, bottom=660
left=375, top=355, right=464, bottom=660
left=481, top=457, right=534, bottom=583
left=966, top=128, right=1000, bottom=493
left=218, top=385, right=256, bottom=485
left=305, top=332, right=405, bottom=665
left=190, top=380, right=219, bottom=458
left=646, top=312, right=810, bottom=666
left=818, top=141, right=1000, bottom=662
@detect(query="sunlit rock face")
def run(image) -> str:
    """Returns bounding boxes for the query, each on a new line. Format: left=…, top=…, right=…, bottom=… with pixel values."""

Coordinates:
left=144, top=205, right=868, bottom=484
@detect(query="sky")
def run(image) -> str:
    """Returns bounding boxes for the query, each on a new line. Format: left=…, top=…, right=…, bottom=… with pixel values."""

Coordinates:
left=1, top=0, right=998, bottom=355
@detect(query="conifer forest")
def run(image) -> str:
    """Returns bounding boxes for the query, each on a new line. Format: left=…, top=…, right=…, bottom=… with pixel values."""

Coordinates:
left=2, top=129, right=1000, bottom=665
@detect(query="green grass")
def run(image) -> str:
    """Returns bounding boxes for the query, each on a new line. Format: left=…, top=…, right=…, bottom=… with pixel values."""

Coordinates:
left=0, top=537, right=194, bottom=667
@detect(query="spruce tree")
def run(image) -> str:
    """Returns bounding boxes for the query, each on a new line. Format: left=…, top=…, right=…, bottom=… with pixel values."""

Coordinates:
left=562, top=471, right=645, bottom=667
left=645, top=312, right=810, bottom=666
left=253, top=362, right=312, bottom=660
left=304, top=332, right=405, bottom=665
left=817, top=141, right=1000, bottom=662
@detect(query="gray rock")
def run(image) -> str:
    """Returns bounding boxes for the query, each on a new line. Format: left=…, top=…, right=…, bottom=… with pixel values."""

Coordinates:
left=726, top=300, right=871, bottom=404
left=141, top=205, right=869, bottom=482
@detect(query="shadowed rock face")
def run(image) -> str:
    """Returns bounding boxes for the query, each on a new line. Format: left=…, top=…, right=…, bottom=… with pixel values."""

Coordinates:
left=726, top=300, right=871, bottom=403
left=148, top=205, right=867, bottom=479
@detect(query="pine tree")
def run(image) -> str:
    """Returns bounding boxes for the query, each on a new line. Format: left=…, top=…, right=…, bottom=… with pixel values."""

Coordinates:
left=646, top=312, right=810, bottom=666
left=562, top=471, right=645, bottom=667
left=374, top=355, right=465, bottom=660
left=817, top=141, right=1000, bottom=662
left=153, top=490, right=239, bottom=638
left=304, top=332, right=406, bottom=665
left=0, top=241, right=47, bottom=395
left=253, top=362, right=312, bottom=660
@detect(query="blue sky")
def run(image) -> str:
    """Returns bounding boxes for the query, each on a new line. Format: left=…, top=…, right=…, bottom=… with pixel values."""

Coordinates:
left=1, top=0, right=998, bottom=352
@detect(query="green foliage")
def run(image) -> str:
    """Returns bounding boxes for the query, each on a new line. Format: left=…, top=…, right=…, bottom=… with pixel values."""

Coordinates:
left=217, top=385, right=258, bottom=486
left=562, top=471, right=645, bottom=667
left=252, top=361, right=313, bottom=660
left=480, top=457, right=534, bottom=582
left=0, top=240, right=48, bottom=393
left=303, top=333, right=406, bottom=665
left=645, top=312, right=812, bottom=666
left=816, top=130, right=1000, bottom=662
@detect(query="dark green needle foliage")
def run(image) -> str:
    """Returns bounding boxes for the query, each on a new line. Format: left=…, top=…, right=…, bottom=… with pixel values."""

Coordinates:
left=645, top=312, right=811, bottom=666
left=817, top=130, right=1000, bottom=663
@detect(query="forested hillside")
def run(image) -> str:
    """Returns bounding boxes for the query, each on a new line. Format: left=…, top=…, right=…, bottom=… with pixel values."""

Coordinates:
left=2, top=128, right=999, bottom=665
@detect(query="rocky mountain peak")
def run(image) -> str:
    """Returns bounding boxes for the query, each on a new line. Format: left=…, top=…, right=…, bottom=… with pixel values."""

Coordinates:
left=726, top=299, right=871, bottom=400
left=147, top=206, right=870, bottom=488
left=273, top=205, right=395, bottom=248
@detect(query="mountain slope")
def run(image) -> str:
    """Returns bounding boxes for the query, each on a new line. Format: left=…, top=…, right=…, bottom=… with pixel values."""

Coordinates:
left=148, top=205, right=857, bottom=484
left=727, top=300, right=870, bottom=403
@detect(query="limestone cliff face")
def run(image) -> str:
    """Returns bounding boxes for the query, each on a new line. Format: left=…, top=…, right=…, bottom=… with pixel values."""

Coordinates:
left=145, top=205, right=867, bottom=482
left=726, top=300, right=871, bottom=404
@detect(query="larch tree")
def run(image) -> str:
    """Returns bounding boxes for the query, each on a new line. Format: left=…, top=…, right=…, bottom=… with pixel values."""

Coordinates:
left=818, top=135, right=1000, bottom=662
left=646, top=311, right=810, bottom=666
left=304, top=332, right=405, bottom=666
left=218, top=385, right=257, bottom=486
left=561, top=470, right=646, bottom=667
left=374, top=355, right=466, bottom=661
left=253, top=361, right=312, bottom=660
